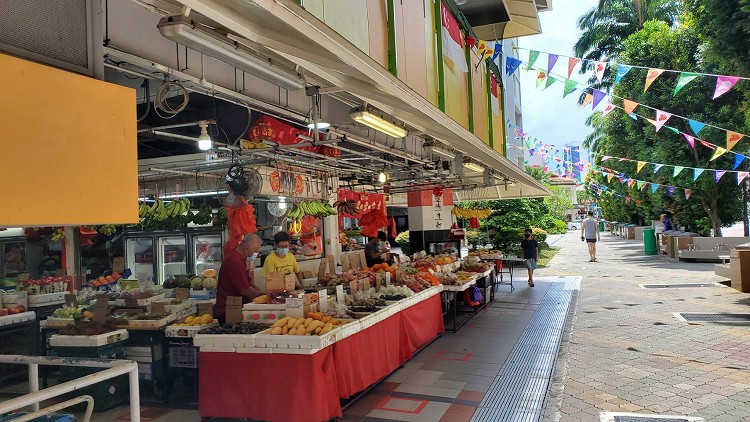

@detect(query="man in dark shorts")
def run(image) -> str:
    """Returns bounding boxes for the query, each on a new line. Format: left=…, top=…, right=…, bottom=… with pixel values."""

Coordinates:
left=580, top=211, right=600, bottom=262
left=520, top=228, right=538, bottom=287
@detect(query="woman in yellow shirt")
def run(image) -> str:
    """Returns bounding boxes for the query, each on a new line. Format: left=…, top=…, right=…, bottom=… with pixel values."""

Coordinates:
left=262, top=231, right=303, bottom=289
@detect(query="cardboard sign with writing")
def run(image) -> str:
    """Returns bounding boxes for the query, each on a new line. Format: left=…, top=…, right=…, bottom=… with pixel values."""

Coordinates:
left=124, top=297, right=140, bottom=308
left=150, top=301, right=166, bottom=315
left=175, top=288, right=190, bottom=301
left=284, top=274, right=297, bottom=291
left=112, top=257, right=125, bottom=274
left=328, top=256, right=336, bottom=274
left=349, top=280, right=359, bottom=293
left=318, top=289, right=328, bottom=312
left=336, top=285, right=345, bottom=304
left=359, top=278, right=369, bottom=292
left=198, top=302, right=214, bottom=317
left=92, top=295, right=108, bottom=325
left=358, top=250, right=367, bottom=269
left=266, top=272, right=286, bottom=292
left=65, top=293, right=77, bottom=308
left=285, top=297, right=304, bottom=319
left=225, top=296, right=243, bottom=323
left=348, top=253, right=360, bottom=270
left=341, top=254, right=351, bottom=272
left=385, top=271, right=391, bottom=287
left=317, top=259, right=328, bottom=279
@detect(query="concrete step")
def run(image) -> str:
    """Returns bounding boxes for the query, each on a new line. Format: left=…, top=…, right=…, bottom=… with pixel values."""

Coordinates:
left=714, top=263, right=731, bottom=278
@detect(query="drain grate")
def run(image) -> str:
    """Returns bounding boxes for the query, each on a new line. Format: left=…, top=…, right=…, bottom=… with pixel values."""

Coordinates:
left=641, top=283, right=717, bottom=289
left=602, top=412, right=703, bottom=422
left=676, top=313, right=750, bottom=322
left=614, top=417, right=689, bottom=422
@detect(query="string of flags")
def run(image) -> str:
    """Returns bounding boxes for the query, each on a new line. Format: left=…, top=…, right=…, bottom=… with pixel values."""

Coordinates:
left=511, top=46, right=747, bottom=99
left=591, top=165, right=693, bottom=200
left=596, top=154, right=749, bottom=185
left=504, top=119, right=587, bottom=178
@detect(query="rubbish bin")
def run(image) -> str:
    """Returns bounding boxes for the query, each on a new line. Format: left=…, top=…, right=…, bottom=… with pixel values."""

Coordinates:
left=643, top=228, right=657, bottom=255
left=598, top=221, right=604, bottom=231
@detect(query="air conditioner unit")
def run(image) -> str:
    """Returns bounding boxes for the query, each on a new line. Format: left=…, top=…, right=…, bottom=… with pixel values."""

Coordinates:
left=157, top=16, right=305, bottom=91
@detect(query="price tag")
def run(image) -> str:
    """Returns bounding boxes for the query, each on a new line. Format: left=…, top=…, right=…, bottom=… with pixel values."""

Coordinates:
left=318, top=290, right=328, bottom=312
left=328, top=256, right=336, bottom=274
left=64, top=293, right=77, bottom=308
left=92, top=306, right=107, bottom=325
left=124, top=297, right=139, bottom=308
left=284, top=274, right=297, bottom=291
left=151, top=301, right=166, bottom=315
left=336, top=285, right=345, bottom=304
left=175, top=288, right=189, bottom=301
left=286, top=297, right=304, bottom=319
left=359, top=278, right=369, bottom=292
left=375, top=274, right=382, bottom=292
left=225, top=296, right=243, bottom=323
left=349, top=280, right=358, bottom=293
left=341, top=254, right=351, bottom=272
left=266, top=272, right=285, bottom=292
left=198, top=302, right=214, bottom=317
left=358, top=250, right=367, bottom=269
left=385, top=272, right=391, bottom=287
left=318, top=259, right=328, bottom=278
left=348, top=253, right=360, bottom=270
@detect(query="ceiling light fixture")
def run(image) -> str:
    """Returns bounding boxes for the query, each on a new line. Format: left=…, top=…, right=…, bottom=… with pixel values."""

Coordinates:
left=463, top=162, right=485, bottom=173
left=350, top=107, right=407, bottom=138
left=423, top=140, right=456, bottom=159
left=157, top=16, right=306, bottom=91
left=378, top=172, right=387, bottom=183
left=139, top=190, right=229, bottom=201
left=306, top=122, right=331, bottom=130
left=197, top=122, right=212, bottom=151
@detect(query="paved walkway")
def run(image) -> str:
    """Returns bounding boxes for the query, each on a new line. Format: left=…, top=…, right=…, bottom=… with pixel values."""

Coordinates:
left=543, top=231, right=750, bottom=422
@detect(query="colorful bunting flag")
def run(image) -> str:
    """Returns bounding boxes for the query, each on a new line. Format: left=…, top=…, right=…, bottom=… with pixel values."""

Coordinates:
left=505, top=57, right=522, bottom=76
left=636, top=180, right=644, bottom=190
left=682, top=133, right=696, bottom=149
left=685, top=189, right=691, bottom=200
left=688, top=119, right=706, bottom=136
left=536, top=71, right=547, bottom=88
left=693, top=168, right=705, bottom=180
left=710, top=147, right=727, bottom=161
left=654, top=110, right=672, bottom=132
left=673, top=72, right=700, bottom=95
left=563, top=79, right=577, bottom=97
left=544, top=76, right=557, bottom=90
left=623, top=99, right=638, bottom=114
left=582, top=93, right=594, bottom=107
left=665, top=126, right=680, bottom=134
left=651, top=184, right=659, bottom=193
left=738, top=172, right=749, bottom=185
left=700, top=140, right=715, bottom=149
left=667, top=186, right=675, bottom=197
left=636, top=161, right=646, bottom=173
left=464, top=36, right=477, bottom=49
left=567, top=57, right=580, bottom=78
left=607, top=173, right=614, bottom=182
left=673, top=166, right=684, bottom=177
left=713, top=76, right=739, bottom=99
left=646, top=118, right=658, bottom=128
left=727, top=131, right=744, bottom=151
left=592, top=89, right=607, bottom=109
left=653, top=164, right=664, bottom=173
left=601, top=156, right=611, bottom=162
left=716, top=170, right=727, bottom=182
left=528, top=50, right=540, bottom=68
left=644, top=68, right=665, bottom=92
left=594, top=61, right=607, bottom=83
left=440, top=3, right=468, bottom=72
left=614, top=64, right=631, bottom=86
left=547, top=54, right=559, bottom=74
left=602, top=103, right=616, bottom=117
left=491, top=47, right=501, bottom=62
left=734, top=155, right=745, bottom=171
left=490, top=74, right=499, bottom=115
left=628, top=113, right=638, bottom=120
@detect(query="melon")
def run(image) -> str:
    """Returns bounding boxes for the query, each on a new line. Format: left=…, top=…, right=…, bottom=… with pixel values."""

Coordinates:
left=202, top=269, right=217, bottom=278
left=202, top=277, right=217, bottom=289
left=177, top=277, right=192, bottom=289
left=191, top=276, right=204, bottom=290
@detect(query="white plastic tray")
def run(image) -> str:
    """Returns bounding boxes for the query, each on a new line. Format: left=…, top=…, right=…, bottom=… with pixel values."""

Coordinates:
left=165, top=323, right=218, bottom=338
left=49, top=329, right=129, bottom=347
left=253, top=326, right=342, bottom=350
left=27, top=292, right=66, bottom=307
left=242, top=303, right=285, bottom=311
left=44, top=317, right=75, bottom=328
left=0, top=311, right=36, bottom=327
left=193, top=333, right=257, bottom=348
left=126, top=313, right=176, bottom=329
left=113, top=292, right=166, bottom=307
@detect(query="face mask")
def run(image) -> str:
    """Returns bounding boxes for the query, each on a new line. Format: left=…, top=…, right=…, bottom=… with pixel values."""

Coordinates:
left=276, top=248, right=289, bottom=256
left=247, top=252, right=258, bottom=262
left=525, top=234, right=531, bottom=238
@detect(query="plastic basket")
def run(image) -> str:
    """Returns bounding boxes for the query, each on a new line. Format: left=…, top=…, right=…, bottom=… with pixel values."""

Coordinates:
left=169, top=346, right=198, bottom=368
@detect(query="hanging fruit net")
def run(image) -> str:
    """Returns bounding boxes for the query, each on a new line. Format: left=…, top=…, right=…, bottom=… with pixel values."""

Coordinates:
left=359, top=209, right=388, bottom=238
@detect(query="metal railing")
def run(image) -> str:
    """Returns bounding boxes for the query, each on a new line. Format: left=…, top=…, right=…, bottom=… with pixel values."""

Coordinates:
left=0, top=355, right=140, bottom=422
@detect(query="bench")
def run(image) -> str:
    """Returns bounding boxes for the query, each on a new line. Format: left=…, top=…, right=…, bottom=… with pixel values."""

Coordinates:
left=678, top=237, right=750, bottom=262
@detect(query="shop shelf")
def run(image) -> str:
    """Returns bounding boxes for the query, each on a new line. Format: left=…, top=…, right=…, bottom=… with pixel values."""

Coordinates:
left=125, top=344, right=164, bottom=363
left=49, top=329, right=129, bottom=347
left=49, top=341, right=126, bottom=360
left=0, top=319, right=39, bottom=383
left=169, top=345, right=198, bottom=368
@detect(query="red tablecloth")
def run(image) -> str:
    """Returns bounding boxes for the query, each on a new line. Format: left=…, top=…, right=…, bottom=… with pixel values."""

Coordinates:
left=199, top=294, right=444, bottom=422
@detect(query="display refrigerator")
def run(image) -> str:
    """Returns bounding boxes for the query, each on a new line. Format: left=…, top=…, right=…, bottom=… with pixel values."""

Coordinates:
left=124, top=228, right=225, bottom=285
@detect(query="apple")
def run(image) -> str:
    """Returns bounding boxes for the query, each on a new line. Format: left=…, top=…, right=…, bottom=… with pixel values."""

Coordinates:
left=15, top=305, right=25, bottom=313
left=8, top=307, right=18, bottom=315
left=0, top=308, right=8, bottom=317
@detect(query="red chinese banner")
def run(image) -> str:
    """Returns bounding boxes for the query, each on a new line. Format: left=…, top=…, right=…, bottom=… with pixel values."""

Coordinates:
left=246, top=115, right=341, bottom=157
left=338, top=190, right=387, bottom=237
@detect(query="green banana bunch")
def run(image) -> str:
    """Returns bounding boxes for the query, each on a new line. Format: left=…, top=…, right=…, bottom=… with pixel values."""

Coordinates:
left=98, top=224, right=117, bottom=236
left=287, top=201, right=338, bottom=220
left=153, top=199, right=168, bottom=222
left=192, top=206, right=213, bottom=225
left=51, top=228, right=65, bottom=242
left=138, top=202, right=150, bottom=218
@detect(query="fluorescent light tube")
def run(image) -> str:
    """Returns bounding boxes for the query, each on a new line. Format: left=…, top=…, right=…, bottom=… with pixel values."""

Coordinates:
left=424, top=144, right=455, bottom=159
left=349, top=108, right=407, bottom=138
left=463, top=162, right=485, bottom=172
left=158, top=16, right=305, bottom=91
left=139, top=190, right=229, bottom=201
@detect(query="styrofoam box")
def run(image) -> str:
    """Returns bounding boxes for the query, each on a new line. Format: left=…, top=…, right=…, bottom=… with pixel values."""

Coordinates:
left=338, top=320, right=361, bottom=339
left=44, top=317, right=75, bottom=328
left=165, top=323, right=218, bottom=338
left=242, top=310, right=286, bottom=325
left=0, top=311, right=36, bottom=328
left=175, top=305, right=198, bottom=321
left=27, top=292, right=66, bottom=307
left=153, top=299, right=195, bottom=315
left=270, top=348, right=322, bottom=355
left=192, top=333, right=256, bottom=349
left=253, top=326, right=342, bottom=349
left=236, top=347, right=273, bottom=354
left=126, top=313, right=176, bottom=329
left=49, top=329, right=129, bottom=347
left=113, top=292, right=166, bottom=307
left=198, top=346, right=236, bottom=353
left=125, top=345, right=163, bottom=363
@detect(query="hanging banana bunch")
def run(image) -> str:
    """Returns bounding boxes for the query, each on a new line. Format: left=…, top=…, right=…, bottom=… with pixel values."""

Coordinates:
left=287, top=200, right=338, bottom=220
left=138, top=198, right=191, bottom=222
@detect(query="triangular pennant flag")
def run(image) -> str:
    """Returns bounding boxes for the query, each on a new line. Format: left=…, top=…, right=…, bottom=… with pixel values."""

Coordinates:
left=582, top=93, right=594, bottom=107
left=544, top=76, right=557, bottom=90
left=536, top=71, right=547, bottom=88
left=640, top=182, right=649, bottom=191
left=636, top=180, right=644, bottom=190
left=700, top=140, right=716, bottom=149
left=614, top=64, right=631, bottom=86
left=592, top=89, right=607, bottom=109
left=646, top=118, right=658, bottom=128
left=465, top=36, right=477, bottom=49
left=567, top=57, right=580, bottom=78
left=636, top=199, right=642, bottom=205
left=734, top=155, right=746, bottom=170
left=602, top=103, right=616, bottom=117
left=694, top=168, right=705, bottom=180
left=594, top=61, right=607, bottom=83
left=626, top=197, right=632, bottom=203
left=505, top=57, right=523, bottom=76
left=491, top=47, right=501, bottom=62
left=476, top=40, right=488, bottom=58
left=665, top=126, right=680, bottom=134
left=716, top=170, right=727, bottom=182
left=711, top=146, right=727, bottom=161
left=673, top=72, right=700, bottom=95
left=653, top=164, right=664, bottom=173
left=528, top=50, right=540, bottom=68
left=607, top=173, right=614, bottom=182
left=563, top=79, right=578, bottom=98
left=601, top=156, right=611, bottom=162
left=738, top=172, right=749, bottom=185
left=667, top=186, right=675, bottom=197
left=644, top=68, right=664, bottom=92
left=713, top=76, right=739, bottom=99
left=727, top=131, right=744, bottom=151
left=623, top=99, right=638, bottom=114
left=682, top=133, right=696, bottom=149
left=636, top=161, right=647, bottom=173
left=688, top=119, right=706, bottom=136
left=651, top=184, right=659, bottom=193
left=628, top=113, right=638, bottom=120
left=673, top=166, right=685, bottom=177
left=685, top=189, right=691, bottom=200
left=547, top=54, right=559, bottom=74
left=654, top=110, right=672, bottom=131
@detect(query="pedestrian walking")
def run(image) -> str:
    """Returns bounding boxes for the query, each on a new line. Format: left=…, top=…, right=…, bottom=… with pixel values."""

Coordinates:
left=660, top=213, right=672, bottom=231
left=580, top=211, right=600, bottom=262
left=520, top=228, right=538, bottom=287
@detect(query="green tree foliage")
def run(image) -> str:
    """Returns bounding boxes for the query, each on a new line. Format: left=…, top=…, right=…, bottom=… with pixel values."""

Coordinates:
left=584, top=21, right=746, bottom=235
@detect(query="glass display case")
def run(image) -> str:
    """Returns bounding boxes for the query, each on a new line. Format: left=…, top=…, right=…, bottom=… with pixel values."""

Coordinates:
left=425, top=240, right=461, bottom=257
left=191, top=233, right=222, bottom=275
left=1, top=229, right=63, bottom=280
left=159, top=236, right=187, bottom=283
left=126, top=237, right=154, bottom=284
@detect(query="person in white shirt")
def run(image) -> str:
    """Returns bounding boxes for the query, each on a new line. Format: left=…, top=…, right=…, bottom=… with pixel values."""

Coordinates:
left=580, top=211, right=601, bottom=262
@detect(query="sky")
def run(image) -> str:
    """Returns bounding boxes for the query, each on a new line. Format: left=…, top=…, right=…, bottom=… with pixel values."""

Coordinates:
left=517, top=0, right=599, bottom=169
